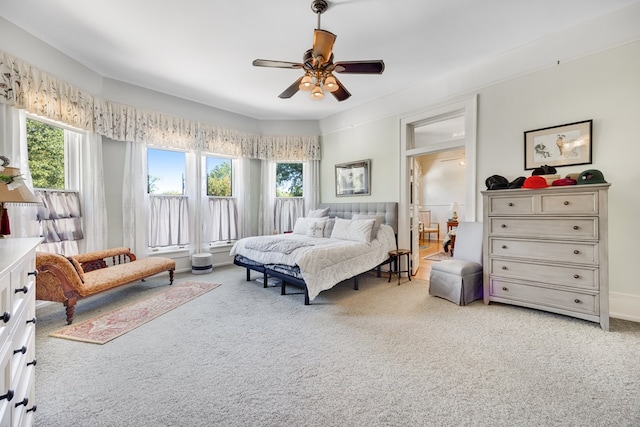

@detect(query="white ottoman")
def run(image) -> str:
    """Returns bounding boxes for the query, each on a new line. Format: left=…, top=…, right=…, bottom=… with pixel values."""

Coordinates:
left=192, top=253, right=213, bottom=274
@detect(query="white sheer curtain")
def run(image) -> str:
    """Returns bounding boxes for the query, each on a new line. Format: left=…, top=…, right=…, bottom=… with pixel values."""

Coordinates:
left=66, top=130, right=107, bottom=252
left=148, top=195, right=189, bottom=247
left=234, top=157, right=251, bottom=238
left=258, top=160, right=276, bottom=235
left=203, top=197, right=238, bottom=242
left=122, top=141, right=149, bottom=257
left=274, top=198, right=304, bottom=233
left=0, top=105, right=39, bottom=238
left=303, top=160, right=320, bottom=215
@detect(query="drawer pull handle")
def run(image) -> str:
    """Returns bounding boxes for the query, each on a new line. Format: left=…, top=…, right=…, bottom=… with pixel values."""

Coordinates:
left=0, top=390, right=14, bottom=402
left=501, top=224, right=507, bottom=228
left=27, top=359, right=37, bottom=367
left=501, top=266, right=508, bottom=270
left=502, top=287, right=509, bottom=291
left=14, top=397, right=28, bottom=408
left=13, top=346, right=27, bottom=355
left=508, top=202, right=514, bottom=207
left=26, top=317, right=37, bottom=325
left=26, top=405, right=37, bottom=414
left=564, top=201, right=570, bottom=206
left=574, top=274, right=580, bottom=279
left=27, top=270, right=38, bottom=277
left=573, top=250, right=580, bottom=255
left=573, top=225, right=579, bottom=230
left=1, top=311, right=10, bottom=323
left=15, top=285, right=28, bottom=294
left=501, top=245, right=507, bottom=249
left=574, top=299, right=581, bottom=304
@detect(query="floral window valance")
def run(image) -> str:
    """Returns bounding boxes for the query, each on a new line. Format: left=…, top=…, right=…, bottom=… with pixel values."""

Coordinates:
left=0, top=50, right=320, bottom=161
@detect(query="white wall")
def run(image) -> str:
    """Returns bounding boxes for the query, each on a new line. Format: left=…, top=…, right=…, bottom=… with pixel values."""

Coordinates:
left=320, top=116, right=399, bottom=202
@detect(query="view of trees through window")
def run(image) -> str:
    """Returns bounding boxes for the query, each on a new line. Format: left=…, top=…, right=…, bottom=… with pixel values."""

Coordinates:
left=276, top=163, right=303, bottom=197
left=207, top=157, right=232, bottom=197
left=147, top=148, right=186, bottom=194
left=26, top=118, right=65, bottom=189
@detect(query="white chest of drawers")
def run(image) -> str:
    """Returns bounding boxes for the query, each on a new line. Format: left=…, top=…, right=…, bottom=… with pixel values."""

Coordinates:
left=482, top=184, right=610, bottom=330
left=1, top=237, right=42, bottom=426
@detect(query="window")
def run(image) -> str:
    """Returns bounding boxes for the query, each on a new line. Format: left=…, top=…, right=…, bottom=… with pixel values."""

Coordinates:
left=206, top=156, right=232, bottom=196
left=26, top=117, right=83, bottom=255
left=147, top=148, right=185, bottom=195
left=204, top=155, right=237, bottom=244
left=147, top=148, right=189, bottom=248
left=276, top=163, right=303, bottom=197
left=274, top=162, right=304, bottom=233
left=26, top=118, right=65, bottom=189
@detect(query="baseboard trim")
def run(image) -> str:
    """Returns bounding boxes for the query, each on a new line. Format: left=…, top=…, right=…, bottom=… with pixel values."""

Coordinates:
left=610, top=292, right=640, bottom=323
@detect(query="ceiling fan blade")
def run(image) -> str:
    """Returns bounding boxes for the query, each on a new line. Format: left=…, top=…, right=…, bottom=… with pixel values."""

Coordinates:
left=330, top=76, right=351, bottom=102
left=278, top=76, right=304, bottom=99
left=253, top=59, right=304, bottom=69
left=334, top=60, right=385, bottom=74
left=312, top=29, right=336, bottom=64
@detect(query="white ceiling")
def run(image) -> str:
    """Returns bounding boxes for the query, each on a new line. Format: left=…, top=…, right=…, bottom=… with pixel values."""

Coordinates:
left=1, top=0, right=638, bottom=121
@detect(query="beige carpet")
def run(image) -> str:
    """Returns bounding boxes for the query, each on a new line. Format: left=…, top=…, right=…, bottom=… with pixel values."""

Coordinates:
left=34, top=267, right=640, bottom=426
left=49, top=281, right=220, bottom=344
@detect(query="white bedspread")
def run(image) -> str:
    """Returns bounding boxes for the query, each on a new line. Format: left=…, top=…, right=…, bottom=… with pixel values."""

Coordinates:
left=230, top=224, right=397, bottom=301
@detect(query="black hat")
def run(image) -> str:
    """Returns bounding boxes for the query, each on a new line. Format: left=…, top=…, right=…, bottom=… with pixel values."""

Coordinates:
left=532, top=164, right=557, bottom=175
left=485, top=175, right=509, bottom=190
left=508, top=176, right=526, bottom=189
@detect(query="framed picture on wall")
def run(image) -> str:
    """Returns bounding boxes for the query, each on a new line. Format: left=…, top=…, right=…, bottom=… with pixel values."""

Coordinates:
left=335, top=159, right=371, bottom=196
left=524, top=119, right=592, bottom=170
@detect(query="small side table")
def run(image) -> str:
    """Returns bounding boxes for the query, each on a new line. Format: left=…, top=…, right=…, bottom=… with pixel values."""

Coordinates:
left=447, top=221, right=459, bottom=232
left=388, top=249, right=411, bottom=285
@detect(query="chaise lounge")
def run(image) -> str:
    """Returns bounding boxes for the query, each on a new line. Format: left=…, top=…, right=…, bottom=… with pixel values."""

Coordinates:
left=35, top=247, right=176, bottom=324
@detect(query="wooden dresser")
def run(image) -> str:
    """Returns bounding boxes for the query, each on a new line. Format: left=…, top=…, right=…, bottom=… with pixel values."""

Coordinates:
left=482, top=184, right=610, bottom=330
left=1, top=237, right=41, bottom=425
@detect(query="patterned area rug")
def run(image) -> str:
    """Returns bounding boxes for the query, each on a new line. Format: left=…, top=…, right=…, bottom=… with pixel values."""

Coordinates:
left=423, top=251, right=452, bottom=261
left=50, top=281, right=220, bottom=344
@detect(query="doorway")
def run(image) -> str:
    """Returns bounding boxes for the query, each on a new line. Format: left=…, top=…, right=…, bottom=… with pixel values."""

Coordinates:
left=399, top=95, right=478, bottom=276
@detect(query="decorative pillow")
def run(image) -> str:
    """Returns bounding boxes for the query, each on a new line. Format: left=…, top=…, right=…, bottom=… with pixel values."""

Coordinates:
left=330, top=217, right=375, bottom=243
left=306, top=218, right=328, bottom=238
left=307, top=207, right=330, bottom=218
left=323, top=218, right=336, bottom=238
left=352, top=214, right=385, bottom=241
left=293, top=217, right=313, bottom=235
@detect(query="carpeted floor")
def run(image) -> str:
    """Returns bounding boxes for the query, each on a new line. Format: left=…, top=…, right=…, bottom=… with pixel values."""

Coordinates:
left=34, top=265, right=640, bottom=426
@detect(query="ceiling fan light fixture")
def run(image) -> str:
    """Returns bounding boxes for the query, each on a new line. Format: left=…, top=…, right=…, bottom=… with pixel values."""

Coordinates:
left=299, top=74, right=314, bottom=91
left=324, top=74, right=338, bottom=92
left=311, top=84, right=324, bottom=100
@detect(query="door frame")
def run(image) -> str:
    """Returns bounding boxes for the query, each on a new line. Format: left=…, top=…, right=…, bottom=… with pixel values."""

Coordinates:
left=398, top=95, right=478, bottom=273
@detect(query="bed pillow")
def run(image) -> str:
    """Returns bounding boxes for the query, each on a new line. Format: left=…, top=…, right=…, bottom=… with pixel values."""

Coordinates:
left=293, top=217, right=313, bottom=235
left=330, top=217, right=375, bottom=243
left=306, top=218, right=328, bottom=238
left=352, top=214, right=385, bottom=241
left=323, top=218, right=336, bottom=238
left=307, top=207, right=330, bottom=218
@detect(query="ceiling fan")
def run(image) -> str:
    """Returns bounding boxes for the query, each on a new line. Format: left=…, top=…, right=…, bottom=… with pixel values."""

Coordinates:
left=252, top=0, right=385, bottom=101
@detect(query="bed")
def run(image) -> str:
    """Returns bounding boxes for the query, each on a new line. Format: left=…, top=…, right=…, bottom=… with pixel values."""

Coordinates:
left=231, top=202, right=398, bottom=304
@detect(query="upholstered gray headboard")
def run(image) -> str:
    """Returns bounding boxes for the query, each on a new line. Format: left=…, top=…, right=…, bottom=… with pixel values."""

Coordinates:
left=317, top=202, right=399, bottom=234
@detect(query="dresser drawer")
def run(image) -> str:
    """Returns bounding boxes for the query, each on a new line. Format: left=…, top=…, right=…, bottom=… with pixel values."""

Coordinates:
left=491, top=238, right=597, bottom=265
left=540, top=192, right=598, bottom=215
left=489, top=217, right=598, bottom=240
left=489, top=258, right=598, bottom=290
left=10, top=256, right=36, bottom=321
left=489, top=278, right=598, bottom=315
left=487, top=195, right=535, bottom=215
left=0, top=271, right=10, bottom=348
